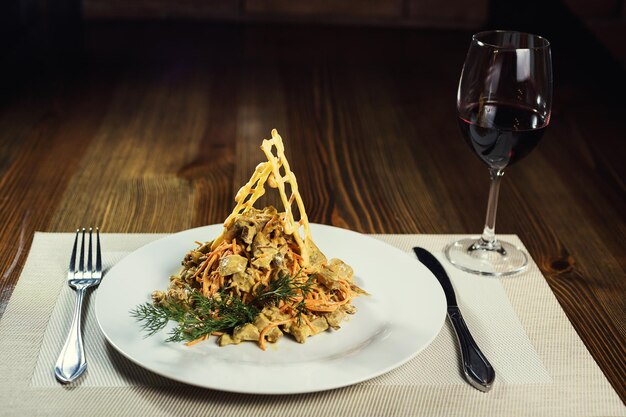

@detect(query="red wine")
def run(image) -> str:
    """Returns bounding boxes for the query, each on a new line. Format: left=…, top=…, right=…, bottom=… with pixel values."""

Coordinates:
left=458, top=102, right=548, bottom=169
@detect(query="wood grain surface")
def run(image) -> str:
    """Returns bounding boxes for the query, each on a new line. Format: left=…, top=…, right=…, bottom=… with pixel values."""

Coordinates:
left=1, top=22, right=624, bottom=402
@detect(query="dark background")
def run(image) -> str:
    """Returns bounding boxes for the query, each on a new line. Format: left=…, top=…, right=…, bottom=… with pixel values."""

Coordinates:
left=1, top=0, right=625, bottom=90
left=2, top=0, right=624, bottom=185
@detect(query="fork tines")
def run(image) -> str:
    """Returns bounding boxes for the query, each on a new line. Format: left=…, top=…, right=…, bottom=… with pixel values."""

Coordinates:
left=69, top=227, right=102, bottom=281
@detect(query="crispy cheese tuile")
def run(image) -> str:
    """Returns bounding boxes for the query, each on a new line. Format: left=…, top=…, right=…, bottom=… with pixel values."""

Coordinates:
left=212, top=130, right=312, bottom=265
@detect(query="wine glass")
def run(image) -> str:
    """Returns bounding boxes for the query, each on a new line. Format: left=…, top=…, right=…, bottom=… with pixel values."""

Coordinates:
left=445, top=30, right=552, bottom=276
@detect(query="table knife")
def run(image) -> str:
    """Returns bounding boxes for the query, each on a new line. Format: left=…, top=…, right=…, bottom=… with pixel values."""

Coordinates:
left=413, top=247, right=495, bottom=392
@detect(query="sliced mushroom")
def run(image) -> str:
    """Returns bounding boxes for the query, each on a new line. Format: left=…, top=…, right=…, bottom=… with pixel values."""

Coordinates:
left=218, top=254, right=248, bottom=276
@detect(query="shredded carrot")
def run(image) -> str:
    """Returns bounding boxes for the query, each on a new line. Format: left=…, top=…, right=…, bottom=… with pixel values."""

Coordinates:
left=193, top=257, right=210, bottom=281
left=185, top=334, right=209, bottom=346
left=206, top=271, right=221, bottom=297
left=251, top=281, right=263, bottom=294
left=262, top=270, right=271, bottom=286
left=258, top=319, right=294, bottom=351
left=303, top=296, right=351, bottom=312
left=289, top=260, right=297, bottom=276
left=201, top=255, right=217, bottom=296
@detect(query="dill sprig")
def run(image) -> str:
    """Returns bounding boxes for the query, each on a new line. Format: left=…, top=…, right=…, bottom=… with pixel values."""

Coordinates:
left=166, top=292, right=260, bottom=342
left=131, top=272, right=313, bottom=343
left=294, top=275, right=314, bottom=323
left=253, top=271, right=314, bottom=324
left=254, top=270, right=312, bottom=306
left=131, top=301, right=186, bottom=336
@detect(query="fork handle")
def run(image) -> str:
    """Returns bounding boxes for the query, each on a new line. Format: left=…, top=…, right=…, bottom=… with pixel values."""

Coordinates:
left=55, top=287, right=88, bottom=383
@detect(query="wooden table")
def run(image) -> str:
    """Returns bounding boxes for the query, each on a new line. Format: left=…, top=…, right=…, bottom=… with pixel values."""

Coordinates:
left=1, top=22, right=624, bottom=403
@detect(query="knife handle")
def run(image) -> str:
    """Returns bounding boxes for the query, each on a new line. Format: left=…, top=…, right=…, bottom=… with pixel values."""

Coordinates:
left=448, top=307, right=495, bottom=392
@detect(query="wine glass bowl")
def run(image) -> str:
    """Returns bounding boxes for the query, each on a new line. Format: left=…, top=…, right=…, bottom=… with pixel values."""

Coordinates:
left=445, top=31, right=552, bottom=276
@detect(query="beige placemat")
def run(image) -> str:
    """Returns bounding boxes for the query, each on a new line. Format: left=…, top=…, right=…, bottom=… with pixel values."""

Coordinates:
left=0, top=233, right=623, bottom=417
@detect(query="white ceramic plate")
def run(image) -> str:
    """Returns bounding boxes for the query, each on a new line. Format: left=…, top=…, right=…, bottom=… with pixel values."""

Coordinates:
left=95, top=224, right=446, bottom=394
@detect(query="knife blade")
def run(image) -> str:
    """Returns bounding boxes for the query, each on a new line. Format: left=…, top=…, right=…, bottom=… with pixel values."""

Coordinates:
left=413, top=247, right=495, bottom=392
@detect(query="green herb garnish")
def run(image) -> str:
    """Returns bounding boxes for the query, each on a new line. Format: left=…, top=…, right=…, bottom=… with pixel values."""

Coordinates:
left=254, top=270, right=312, bottom=306
left=131, top=272, right=313, bottom=343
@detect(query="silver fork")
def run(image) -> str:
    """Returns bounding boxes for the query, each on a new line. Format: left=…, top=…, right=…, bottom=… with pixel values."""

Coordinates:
left=54, top=227, right=102, bottom=383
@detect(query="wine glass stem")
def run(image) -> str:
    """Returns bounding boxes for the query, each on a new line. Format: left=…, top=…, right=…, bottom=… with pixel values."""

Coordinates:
left=479, top=168, right=505, bottom=248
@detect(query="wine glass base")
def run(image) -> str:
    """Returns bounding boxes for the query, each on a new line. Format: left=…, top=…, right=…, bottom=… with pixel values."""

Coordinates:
left=445, top=238, right=528, bottom=277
